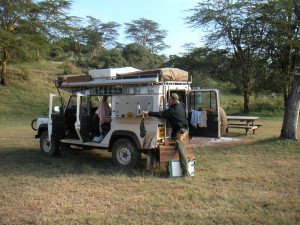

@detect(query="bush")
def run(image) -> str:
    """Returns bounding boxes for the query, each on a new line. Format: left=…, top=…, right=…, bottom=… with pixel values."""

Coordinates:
left=222, top=93, right=285, bottom=116
left=7, top=66, right=31, bottom=81
left=250, top=95, right=284, bottom=112
left=58, top=62, right=83, bottom=75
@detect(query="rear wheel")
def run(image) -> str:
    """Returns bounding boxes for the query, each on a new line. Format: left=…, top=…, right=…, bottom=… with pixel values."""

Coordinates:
left=112, top=138, right=141, bottom=169
left=40, top=131, right=60, bottom=156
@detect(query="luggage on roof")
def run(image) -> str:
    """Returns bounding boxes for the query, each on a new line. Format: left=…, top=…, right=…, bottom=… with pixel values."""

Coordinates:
left=117, top=68, right=188, bottom=81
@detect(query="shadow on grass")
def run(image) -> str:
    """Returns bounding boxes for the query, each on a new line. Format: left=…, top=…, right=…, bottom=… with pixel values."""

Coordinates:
left=196, top=134, right=299, bottom=156
left=252, top=137, right=300, bottom=152
left=0, top=146, right=168, bottom=178
left=254, top=137, right=281, bottom=144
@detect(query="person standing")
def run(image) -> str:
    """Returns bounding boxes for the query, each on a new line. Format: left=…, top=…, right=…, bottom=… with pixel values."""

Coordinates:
left=141, top=93, right=190, bottom=176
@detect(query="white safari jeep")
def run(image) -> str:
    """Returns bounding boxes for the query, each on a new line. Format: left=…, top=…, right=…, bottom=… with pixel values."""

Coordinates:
left=32, top=67, right=227, bottom=169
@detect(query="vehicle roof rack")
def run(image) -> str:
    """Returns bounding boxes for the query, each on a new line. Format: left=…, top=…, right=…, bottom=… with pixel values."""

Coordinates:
left=55, top=68, right=191, bottom=95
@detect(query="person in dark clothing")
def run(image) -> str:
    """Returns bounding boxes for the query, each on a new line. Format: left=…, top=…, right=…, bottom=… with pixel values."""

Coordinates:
left=141, top=93, right=190, bottom=176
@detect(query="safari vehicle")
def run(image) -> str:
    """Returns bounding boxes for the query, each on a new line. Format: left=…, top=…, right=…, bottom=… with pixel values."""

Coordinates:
left=32, top=67, right=227, bottom=169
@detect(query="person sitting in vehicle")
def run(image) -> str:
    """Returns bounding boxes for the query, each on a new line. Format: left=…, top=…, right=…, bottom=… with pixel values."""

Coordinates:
left=92, top=96, right=111, bottom=142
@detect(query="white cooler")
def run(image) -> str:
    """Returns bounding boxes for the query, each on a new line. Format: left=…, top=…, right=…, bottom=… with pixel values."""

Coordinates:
left=169, top=160, right=195, bottom=177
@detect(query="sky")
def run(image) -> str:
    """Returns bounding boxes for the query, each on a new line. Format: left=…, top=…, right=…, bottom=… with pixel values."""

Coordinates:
left=70, top=0, right=204, bottom=56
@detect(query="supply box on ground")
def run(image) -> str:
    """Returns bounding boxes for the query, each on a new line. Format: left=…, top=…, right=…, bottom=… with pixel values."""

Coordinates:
left=169, top=160, right=195, bottom=177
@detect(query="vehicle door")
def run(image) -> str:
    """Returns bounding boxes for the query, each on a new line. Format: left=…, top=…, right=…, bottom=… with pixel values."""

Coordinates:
left=48, top=93, right=65, bottom=141
left=187, top=89, right=221, bottom=138
left=75, top=94, right=92, bottom=142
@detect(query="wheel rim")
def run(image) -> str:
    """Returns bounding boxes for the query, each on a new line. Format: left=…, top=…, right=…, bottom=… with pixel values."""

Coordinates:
left=116, top=146, right=132, bottom=165
left=42, top=136, right=52, bottom=153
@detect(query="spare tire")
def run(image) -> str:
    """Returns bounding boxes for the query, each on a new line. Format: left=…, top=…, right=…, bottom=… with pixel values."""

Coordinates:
left=220, top=107, right=228, bottom=135
left=31, top=118, right=37, bottom=131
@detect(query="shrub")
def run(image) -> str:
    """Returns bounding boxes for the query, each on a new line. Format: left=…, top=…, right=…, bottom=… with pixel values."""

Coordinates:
left=250, top=95, right=284, bottom=112
left=58, top=62, right=83, bottom=75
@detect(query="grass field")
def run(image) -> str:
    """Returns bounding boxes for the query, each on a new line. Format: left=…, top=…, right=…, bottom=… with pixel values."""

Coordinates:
left=0, top=116, right=299, bottom=224
left=0, top=61, right=299, bottom=224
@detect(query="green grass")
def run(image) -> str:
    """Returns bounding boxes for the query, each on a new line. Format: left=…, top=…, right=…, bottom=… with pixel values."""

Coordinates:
left=195, top=79, right=285, bottom=116
left=0, top=61, right=286, bottom=118
left=0, top=61, right=299, bottom=224
left=0, top=61, right=83, bottom=118
left=0, top=118, right=299, bottom=224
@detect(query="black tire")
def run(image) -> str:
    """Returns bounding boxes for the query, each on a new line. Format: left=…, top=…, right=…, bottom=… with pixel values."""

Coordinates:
left=220, top=107, right=228, bottom=135
left=40, top=131, right=60, bottom=156
left=112, top=138, right=141, bottom=169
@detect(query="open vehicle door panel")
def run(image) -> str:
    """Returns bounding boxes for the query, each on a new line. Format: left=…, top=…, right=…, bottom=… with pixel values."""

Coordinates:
left=48, top=93, right=65, bottom=141
left=187, top=89, right=221, bottom=138
left=75, top=94, right=91, bottom=142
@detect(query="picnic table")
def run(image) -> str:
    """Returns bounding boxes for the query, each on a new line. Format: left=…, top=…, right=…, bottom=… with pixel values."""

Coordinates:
left=226, top=116, right=262, bottom=135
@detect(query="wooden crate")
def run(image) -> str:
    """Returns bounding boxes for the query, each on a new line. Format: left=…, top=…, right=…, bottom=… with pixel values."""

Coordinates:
left=63, top=74, right=91, bottom=83
left=159, top=143, right=194, bottom=167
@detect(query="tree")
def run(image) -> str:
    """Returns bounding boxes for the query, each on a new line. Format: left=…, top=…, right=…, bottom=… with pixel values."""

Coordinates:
left=122, top=43, right=153, bottom=69
left=163, top=47, right=231, bottom=88
left=256, top=0, right=300, bottom=105
left=98, top=49, right=127, bottom=68
left=79, top=48, right=127, bottom=69
left=251, top=0, right=299, bottom=139
left=0, top=0, right=72, bottom=85
left=100, top=21, right=121, bottom=49
left=122, top=43, right=165, bottom=69
left=186, top=0, right=299, bottom=139
left=124, top=18, right=169, bottom=53
left=280, top=72, right=300, bottom=139
left=280, top=0, right=300, bottom=140
left=80, top=16, right=120, bottom=50
left=186, top=0, right=268, bottom=113
left=50, top=16, right=122, bottom=64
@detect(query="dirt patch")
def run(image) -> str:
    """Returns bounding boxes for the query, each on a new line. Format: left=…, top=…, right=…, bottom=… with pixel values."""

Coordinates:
left=189, top=137, right=240, bottom=148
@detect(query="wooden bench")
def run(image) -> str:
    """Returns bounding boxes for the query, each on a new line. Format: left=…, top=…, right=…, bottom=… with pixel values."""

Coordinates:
left=226, top=116, right=262, bottom=135
left=226, top=124, right=261, bottom=135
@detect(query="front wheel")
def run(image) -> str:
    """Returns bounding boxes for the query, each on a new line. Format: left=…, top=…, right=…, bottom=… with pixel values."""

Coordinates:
left=40, top=131, right=60, bottom=156
left=112, top=138, right=141, bottom=169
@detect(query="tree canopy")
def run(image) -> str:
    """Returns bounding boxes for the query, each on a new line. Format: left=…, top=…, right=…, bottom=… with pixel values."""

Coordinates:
left=186, top=0, right=299, bottom=139
left=0, top=0, right=73, bottom=85
left=0, top=0, right=299, bottom=139
left=124, top=18, right=169, bottom=53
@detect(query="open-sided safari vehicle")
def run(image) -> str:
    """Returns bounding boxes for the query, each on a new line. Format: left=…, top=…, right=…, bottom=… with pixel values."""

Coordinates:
left=32, top=67, right=227, bottom=169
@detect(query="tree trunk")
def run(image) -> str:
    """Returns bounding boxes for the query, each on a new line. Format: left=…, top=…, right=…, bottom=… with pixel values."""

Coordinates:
left=243, top=87, right=250, bottom=113
left=36, top=46, right=40, bottom=62
left=1, top=60, right=7, bottom=86
left=243, top=73, right=250, bottom=114
left=280, top=75, right=300, bottom=140
left=0, top=48, right=9, bottom=85
left=283, top=68, right=292, bottom=107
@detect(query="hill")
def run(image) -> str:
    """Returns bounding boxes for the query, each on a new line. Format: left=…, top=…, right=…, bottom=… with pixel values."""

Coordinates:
left=0, top=61, right=285, bottom=122
left=0, top=61, right=83, bottom=120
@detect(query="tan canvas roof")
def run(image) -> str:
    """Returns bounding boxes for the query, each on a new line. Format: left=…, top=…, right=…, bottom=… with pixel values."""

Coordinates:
left=117, top=68, right=188, bottom=81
